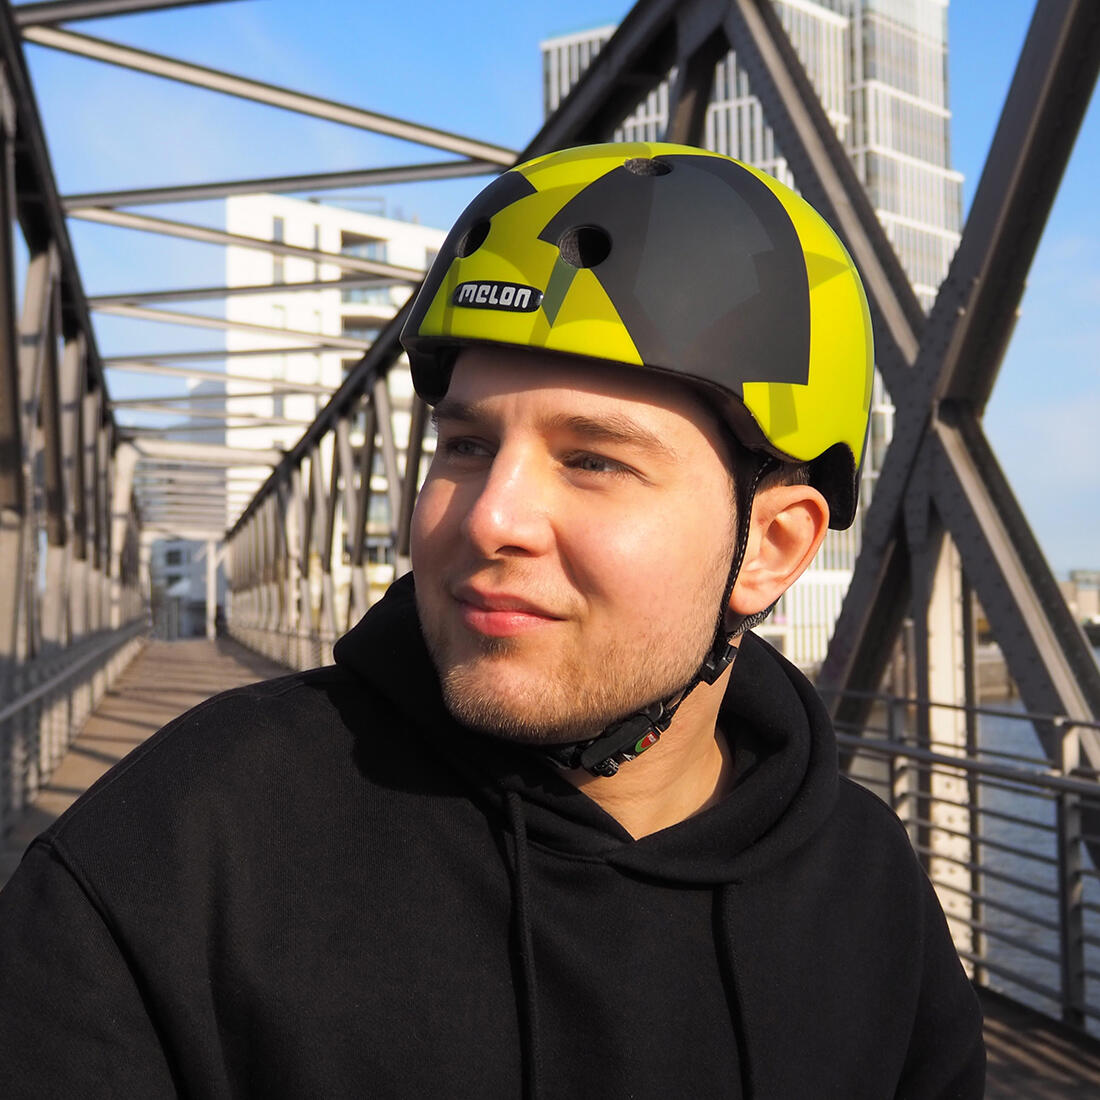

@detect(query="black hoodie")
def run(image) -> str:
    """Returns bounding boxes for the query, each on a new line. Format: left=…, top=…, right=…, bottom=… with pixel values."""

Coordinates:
left=0, top=574, right=983, bottom=1098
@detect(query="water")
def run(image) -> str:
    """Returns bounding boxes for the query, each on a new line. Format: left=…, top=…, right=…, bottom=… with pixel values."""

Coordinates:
left=975, top=646, right=1100, bottom=1031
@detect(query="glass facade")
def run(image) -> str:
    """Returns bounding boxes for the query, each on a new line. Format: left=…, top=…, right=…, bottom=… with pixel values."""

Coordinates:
left=540, top=0, right=962, bottom=666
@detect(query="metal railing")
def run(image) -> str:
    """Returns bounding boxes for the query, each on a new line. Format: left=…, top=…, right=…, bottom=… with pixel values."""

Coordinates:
left=831, top=688, right=1100, bottom=1035
left=0, top=619, right=146, bottom=837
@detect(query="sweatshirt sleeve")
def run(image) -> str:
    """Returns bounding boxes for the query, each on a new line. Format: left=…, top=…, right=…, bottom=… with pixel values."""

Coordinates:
left=895, top=873, right=986, bottom=1099
left=0, top=839, right=176, bottom=1098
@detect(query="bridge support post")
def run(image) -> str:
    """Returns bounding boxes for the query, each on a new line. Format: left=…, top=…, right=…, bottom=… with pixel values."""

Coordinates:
left=205, top=539, right=218, bottom=641
left=1058, top=723, right=1086, bottom=1027
left=924, top=540, right=975, bottom=970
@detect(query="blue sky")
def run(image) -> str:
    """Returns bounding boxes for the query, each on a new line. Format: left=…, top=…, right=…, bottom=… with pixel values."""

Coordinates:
left=16, top=0, right=1099, bottom=577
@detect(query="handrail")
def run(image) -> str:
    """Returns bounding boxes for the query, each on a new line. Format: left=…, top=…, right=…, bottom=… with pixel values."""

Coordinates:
left=834, top=732, right=1100, bottom=799
left=0, top=620, right=145, bottom=724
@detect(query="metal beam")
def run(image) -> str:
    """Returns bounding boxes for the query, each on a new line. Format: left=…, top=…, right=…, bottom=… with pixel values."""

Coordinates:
left=22, top=25, right=517, bottom=164
left=105, top=345, right=340, bottom=366
left=0, top=65, right=21, bottom=517
left=67, top=206, right=425, bottom=281
left=115, top=401, right=313, bottom=424
left=62, top=158, right=501, bottom=208
left=523, top=0, right=683, bottom=153
left=14, top=0, right=242, bottom=26
left=128, top=421, right=292, bottom=434
left=111, top=389, right=324, bottom=406
left=723, top=0, right=923, bottom=390
left=820, top=0, right=1100, bottom=742
left=0, top=8, right=113, bottom=432
left=92, top=302, right=374, bottom=348
left=129, top=438, right=283, bottom=465
left=0, top=61, right=23, bottom=671
left=932, top=408, right=1100, bottom=742
left=105, top=360, right=336, bottom=394
left=89, top=274, right=394, bottom=307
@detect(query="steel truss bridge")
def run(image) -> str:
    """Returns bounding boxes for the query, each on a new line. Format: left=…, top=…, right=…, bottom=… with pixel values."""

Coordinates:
left=1, top=0, right=1099, bottom=1080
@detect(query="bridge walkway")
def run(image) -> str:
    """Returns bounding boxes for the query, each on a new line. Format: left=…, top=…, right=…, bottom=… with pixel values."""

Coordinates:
left=3, top=638, right=1100, bottom=1095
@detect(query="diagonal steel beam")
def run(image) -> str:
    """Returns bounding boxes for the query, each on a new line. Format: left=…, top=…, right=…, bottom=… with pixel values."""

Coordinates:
left=723, top=0, right=923, bottom=391
left=104, top=346, right=338, bottom=365
left=14, top=0, right=242, bottom=26
left=22, top=25, right=517, bottom=164
left=820, top=0, right=1100, bottom=734
left=105, top=360, right=335, bottom=393
left=92, top=302, right=373, bottom=349
left=89, top=275, right=393, bottom=307
left=128, top=438, right=283, bottom=466
left=67, top=206, right=425, bottom=280
left=524, top=0, right=687, bottom=154
left=111, top=389, right=323, bottom=406
left=932, top=408, right=1100, bottom=735
left=62, top=159, right=501, bottom=208
left=115, top=401, right=313, bottom=424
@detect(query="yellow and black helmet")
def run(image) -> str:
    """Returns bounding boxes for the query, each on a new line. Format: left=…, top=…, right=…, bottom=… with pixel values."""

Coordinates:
left=401, top=141, right=873, bottom=529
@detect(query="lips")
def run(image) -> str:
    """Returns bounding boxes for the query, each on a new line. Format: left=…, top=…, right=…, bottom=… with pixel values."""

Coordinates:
left=452, top=585, right=563, bottom=638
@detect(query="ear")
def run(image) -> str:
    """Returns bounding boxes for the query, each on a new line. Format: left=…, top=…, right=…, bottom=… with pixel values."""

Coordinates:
left=726, top=483, right=830, bottom=623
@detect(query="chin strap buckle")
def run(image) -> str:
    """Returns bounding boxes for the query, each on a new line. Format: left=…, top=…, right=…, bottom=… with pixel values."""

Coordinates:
left=698, top=639, right=736, bottom=685
left=539, top=646, right=740, bottom=777
left=578, top=703, right=675, bottom=777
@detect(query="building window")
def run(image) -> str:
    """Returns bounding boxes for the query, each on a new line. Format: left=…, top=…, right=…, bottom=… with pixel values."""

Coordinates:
left=165, top=548, right=184, bottom=566
left=343, top=323, right=380, bottom=344
left=272, top=216, right=285, bottom=243
left=341, top=284, right=393, bottom=305
left=341, top=234, right=388, bottom=262
left=272, top=256, right=284, bottom=284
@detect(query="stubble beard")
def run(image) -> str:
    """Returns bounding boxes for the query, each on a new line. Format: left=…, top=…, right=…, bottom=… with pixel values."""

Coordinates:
left=429, top=627, right=715, bottom=745
left=418, top=541, right=734, bottom=747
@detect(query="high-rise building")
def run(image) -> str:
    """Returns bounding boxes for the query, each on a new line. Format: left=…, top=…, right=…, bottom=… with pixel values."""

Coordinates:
left=222, top=195, right=447, bottom=621
left=143, top=196, right=447, bottom=633
left=541, top=0, right=961, bottom=666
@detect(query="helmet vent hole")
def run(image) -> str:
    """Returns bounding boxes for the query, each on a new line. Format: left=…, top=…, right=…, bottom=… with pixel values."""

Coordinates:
left=623, top=157, right=671, bottom=177
left=558, top=225, right=611, bottom=268
left=456, top=218, right=490, bottom=257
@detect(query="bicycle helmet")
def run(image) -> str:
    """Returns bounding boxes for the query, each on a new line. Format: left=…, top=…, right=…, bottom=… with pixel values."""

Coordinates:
left=401, top=142, right=874, bottom=774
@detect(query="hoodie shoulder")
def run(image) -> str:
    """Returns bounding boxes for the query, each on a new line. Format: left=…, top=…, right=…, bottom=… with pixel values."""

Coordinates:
left=41, top=664, right=374, bottom=853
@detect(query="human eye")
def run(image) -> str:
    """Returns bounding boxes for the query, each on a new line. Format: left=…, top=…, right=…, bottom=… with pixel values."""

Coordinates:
left=438, top=434, right=493, bottom=461
left=563, top=451, right=634, bottom=478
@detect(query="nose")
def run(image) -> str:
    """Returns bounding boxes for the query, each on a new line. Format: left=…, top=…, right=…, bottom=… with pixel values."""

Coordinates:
left=460, top=445, right=553, bottom=558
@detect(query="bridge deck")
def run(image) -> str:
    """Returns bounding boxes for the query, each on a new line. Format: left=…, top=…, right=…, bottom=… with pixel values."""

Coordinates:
left=3, top=637, right=1100, bottom=1094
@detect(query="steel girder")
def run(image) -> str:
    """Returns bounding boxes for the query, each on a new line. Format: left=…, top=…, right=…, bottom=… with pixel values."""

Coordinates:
left=14, top=0, right=241, bottom=26
left=818, top=0, right=1100, bottom=764
left=62, top=159, right=503, bottom=209
left=67, top=207, right=427, bottom=280
left=89, top=276, right=398, bottom=307
left=22, top=24, right=517, bottom=165
left=0, top=2, right=146, bottom=835
left=219, top=0, right=1100, bottom=786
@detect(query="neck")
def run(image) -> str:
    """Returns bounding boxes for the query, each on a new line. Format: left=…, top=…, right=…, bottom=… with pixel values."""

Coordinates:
left=561, top=665, right=735, bottom=839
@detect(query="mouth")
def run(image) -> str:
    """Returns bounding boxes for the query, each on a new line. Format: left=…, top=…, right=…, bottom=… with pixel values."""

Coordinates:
left=452, top=586, right=564, bottom=639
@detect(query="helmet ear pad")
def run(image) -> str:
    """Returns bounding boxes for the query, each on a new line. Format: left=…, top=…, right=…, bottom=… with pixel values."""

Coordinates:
left=410, top=347, right=457, bottom=406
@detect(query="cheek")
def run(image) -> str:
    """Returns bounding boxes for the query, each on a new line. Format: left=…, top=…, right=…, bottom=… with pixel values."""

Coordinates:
left=565, top=504, right=705, bottom=612
left=410, top=478, right=455, bottom=574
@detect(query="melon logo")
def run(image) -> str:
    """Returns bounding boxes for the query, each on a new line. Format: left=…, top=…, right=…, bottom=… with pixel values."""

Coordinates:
left=452, top=281, right=543, bottom=312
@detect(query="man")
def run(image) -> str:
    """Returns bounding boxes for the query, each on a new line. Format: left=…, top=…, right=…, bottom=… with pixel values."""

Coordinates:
left=0, top=143, right=984, bottom=1097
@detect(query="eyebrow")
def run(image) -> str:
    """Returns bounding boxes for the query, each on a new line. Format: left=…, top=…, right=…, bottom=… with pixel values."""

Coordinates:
left=431, top=398, right=677, bottom=462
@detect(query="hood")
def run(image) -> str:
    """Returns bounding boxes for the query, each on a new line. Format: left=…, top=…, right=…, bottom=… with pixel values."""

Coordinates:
left=333, top=572, right=838, bottom=885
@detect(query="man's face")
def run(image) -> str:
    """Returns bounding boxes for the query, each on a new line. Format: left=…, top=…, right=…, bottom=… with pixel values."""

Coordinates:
left=410, top=346, right=737, bottom=744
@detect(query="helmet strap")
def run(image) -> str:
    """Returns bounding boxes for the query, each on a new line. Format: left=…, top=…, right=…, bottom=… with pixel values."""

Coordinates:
left=540, top=454, right=777, bottom=777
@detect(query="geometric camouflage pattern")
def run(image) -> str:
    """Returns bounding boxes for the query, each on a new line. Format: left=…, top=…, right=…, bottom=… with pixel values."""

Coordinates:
left=401, top=142, right=874, bottom=528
